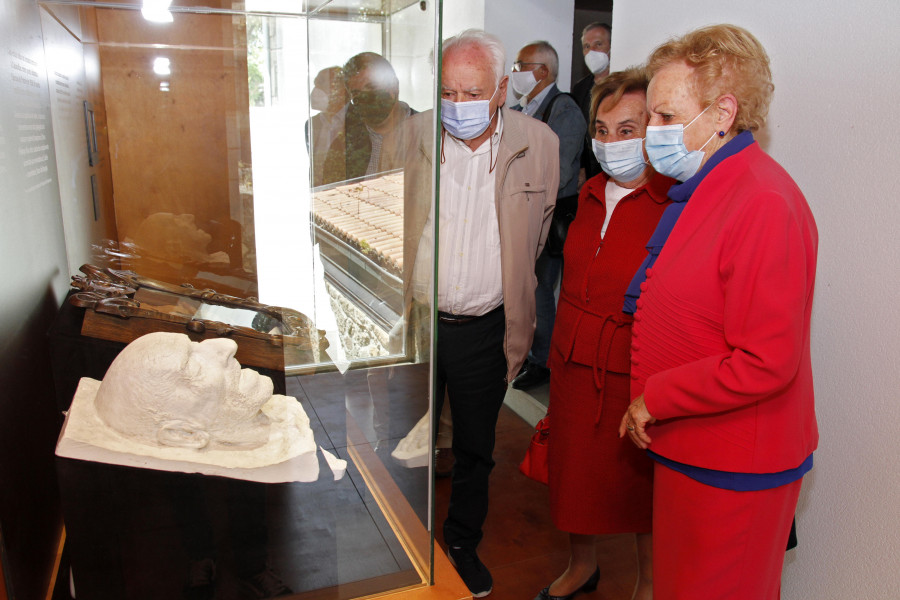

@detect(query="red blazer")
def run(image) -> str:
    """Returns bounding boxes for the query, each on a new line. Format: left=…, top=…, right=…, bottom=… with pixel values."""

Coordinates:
left=551, top=172, right=671, bottom=378
left=631, top=142, right=819, bottom=473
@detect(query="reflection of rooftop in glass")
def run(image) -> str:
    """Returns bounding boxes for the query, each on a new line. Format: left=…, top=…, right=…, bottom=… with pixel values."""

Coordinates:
left=312, top=172, right=405, bottom=275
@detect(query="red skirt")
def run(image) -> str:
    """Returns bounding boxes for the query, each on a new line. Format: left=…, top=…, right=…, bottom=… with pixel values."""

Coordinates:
left=547, top=353, right=653, bottom=534
left=653, top=464, right=801, bottom=600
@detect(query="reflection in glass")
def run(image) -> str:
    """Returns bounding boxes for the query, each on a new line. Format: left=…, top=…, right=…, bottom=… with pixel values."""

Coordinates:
left=44, top=0, right=439, bottom=596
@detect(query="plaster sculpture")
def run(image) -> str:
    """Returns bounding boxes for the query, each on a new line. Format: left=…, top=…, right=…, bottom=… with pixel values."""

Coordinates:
left=319, top=446, right=348, bottom=481
left=57, top=332, right=319, bottom=483
left=390, top=412, right=430, bottom=469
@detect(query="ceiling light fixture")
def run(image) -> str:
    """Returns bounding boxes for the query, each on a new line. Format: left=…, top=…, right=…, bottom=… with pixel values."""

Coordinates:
left=153, top=57, right=171, bottom=76
left=141, top=0, right=174, bottom=23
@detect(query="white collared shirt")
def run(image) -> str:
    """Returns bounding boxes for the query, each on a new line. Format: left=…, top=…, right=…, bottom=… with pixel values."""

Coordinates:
left=520, top=84, right=553, bottom=118
left=413, top=113, right=505, bottom=315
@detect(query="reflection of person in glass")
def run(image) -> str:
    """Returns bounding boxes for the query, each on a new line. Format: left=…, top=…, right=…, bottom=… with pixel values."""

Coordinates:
left=322, top=52, right=415, bottom=183
left=306, top=66, right=348, bottom=187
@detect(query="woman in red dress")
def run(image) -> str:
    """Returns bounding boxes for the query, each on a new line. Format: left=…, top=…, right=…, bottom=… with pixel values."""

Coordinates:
left=620, top=25, right=818, bottom=600
left=536, top=68, right=673, bottom=600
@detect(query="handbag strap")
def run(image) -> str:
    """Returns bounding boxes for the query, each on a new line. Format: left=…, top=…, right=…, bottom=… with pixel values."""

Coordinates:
left=539, top=91, right=574, bottom=124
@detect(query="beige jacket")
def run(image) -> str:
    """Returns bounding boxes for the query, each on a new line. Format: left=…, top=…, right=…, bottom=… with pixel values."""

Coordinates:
left=396, top=106, right=560, bottom=382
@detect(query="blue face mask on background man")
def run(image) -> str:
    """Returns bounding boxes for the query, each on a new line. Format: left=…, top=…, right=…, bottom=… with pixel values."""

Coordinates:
left=644, top=104, right=718, bottom=182
left=441, top=86, right=499, bottom=140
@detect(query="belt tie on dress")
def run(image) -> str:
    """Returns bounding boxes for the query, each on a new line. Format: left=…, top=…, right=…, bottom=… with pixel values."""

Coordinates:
left=592, top=314, right=632, bottom=425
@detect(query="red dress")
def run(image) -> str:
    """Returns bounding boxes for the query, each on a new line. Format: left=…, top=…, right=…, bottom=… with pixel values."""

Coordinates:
left=631, top=140, right=818, bottom=600
left=547, top=171, right=671, bottom=534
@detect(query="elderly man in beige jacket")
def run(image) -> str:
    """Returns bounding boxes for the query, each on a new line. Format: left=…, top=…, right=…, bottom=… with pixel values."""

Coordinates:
left=396, top=28, right=559, bottom=597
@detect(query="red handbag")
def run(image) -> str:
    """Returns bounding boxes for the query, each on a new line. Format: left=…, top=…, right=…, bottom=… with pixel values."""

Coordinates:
left=518, top=413, right=549, bottom=485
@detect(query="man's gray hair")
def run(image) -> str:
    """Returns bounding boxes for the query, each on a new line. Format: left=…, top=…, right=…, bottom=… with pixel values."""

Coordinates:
left=525, top=41, right=559, bottom=80
left=442, top=29, right=506, bottom=86
left=581, top=21, right=612, bottom=41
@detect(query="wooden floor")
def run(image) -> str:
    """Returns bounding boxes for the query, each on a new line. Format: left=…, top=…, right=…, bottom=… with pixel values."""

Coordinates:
left=434, top=404, right=640, bottom=600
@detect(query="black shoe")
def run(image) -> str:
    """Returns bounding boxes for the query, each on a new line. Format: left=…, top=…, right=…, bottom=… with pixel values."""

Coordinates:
left=183, top=558, right=216, bottom=600
left=448, top=546, right=492, bottom=597
left=512, top=362, right=551, bottom=390
left=238, top=566, right=293, bottom=598
left=533, top=567, right=600, bottom=600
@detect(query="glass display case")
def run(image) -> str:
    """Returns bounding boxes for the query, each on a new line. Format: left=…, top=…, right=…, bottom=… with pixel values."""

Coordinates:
left=39, top=1, right=453, bottom=598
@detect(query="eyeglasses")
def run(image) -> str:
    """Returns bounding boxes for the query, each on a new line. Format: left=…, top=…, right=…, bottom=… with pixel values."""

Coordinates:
left=511, top=61, right=545, bottom=72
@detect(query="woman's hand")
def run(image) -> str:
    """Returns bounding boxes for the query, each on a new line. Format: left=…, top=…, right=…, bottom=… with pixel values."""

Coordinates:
left=619, top=394, right=656, bottom=449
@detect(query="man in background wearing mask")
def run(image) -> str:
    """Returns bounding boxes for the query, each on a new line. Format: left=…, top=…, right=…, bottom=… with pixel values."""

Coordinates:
left=509, top=41, right=586, bottom=390
left=572, top=22, right=612, bottom=183
left=306, top=66, right=348, bottom=187
left=323, top=52, right=414, bottom=184
left=395, top=29, right=559, bottom=598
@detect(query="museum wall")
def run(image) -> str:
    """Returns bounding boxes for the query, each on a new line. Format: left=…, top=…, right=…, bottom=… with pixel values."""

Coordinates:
left=484, top=0, right=576, bottom=95
left=0, top=0, right=72, bottom=597
left=610, top=1, right=900, bottom=598
left=439, top=0, right=576, bottom=101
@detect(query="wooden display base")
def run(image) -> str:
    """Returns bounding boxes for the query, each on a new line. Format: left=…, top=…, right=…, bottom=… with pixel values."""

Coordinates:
left=80, top=308, right=307, bottom=371
left=70, top=264, right=325, bottom=371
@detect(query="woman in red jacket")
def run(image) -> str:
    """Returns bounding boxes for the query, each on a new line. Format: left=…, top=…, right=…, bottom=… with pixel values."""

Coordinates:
left=620, top=25, right=818, bottom=600
left=536, top=68, right=672, bottom=600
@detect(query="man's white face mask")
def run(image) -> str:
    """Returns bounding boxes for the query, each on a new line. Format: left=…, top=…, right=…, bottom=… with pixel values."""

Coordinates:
left=510, top=70, right=541, bottom=100
left=584, top=50, right=610, bottom=75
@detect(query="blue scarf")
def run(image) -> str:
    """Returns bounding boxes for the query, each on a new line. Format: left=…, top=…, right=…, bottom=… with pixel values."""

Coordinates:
left=622, top=131, right=755, bottom=314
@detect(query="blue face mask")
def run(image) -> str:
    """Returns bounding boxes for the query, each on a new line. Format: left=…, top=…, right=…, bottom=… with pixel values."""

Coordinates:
left=644, top=104, right=717, bottom=182
left=441, top=85, right=499, bottom=140
left=591, top=137, right=648, bottom=183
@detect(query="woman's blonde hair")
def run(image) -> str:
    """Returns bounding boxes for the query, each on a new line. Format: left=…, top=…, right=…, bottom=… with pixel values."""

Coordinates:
left=588, top=67, right=651, bottom=137
left=646, top=24, right=773, bottom=132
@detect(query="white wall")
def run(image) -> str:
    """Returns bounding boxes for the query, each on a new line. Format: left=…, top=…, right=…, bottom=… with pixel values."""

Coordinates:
left=1, top=5, right=70, bottom=310
left=0, top=0, right=71, bottom=596
left=485, top=0, right=575, bottom=99
left=442, top=0, right=485, bottom=41
left=41, top=5, right=101, bottom=277
left=390, top=0, right=440, bottom=111
left=611, top=1, right=900, bottom=598
left=443, top=0, right=576, bottom=100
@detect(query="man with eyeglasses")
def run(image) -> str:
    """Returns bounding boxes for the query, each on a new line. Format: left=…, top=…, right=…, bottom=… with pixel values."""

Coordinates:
left=509, top=41, right=586, bottom=391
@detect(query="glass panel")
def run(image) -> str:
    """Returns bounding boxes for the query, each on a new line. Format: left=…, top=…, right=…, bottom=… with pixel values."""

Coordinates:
left=43, top=1, right=438, bottom=598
